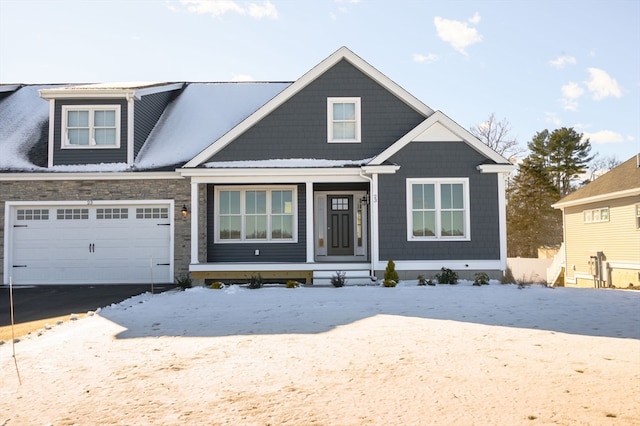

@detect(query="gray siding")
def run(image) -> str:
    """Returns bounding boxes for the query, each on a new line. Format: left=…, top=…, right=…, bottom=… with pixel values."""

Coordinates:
left=379, top=141, right=501, bottom=261
left=210, top=59, right=426, bottom=162
left=134, top=89, right=179, bottom=157
left=52, top=99, right=128, bottom=165
left=206, top=184, right=307, bottom=262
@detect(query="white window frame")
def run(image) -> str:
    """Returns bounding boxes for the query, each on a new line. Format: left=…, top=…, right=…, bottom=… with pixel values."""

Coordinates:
left=214, top=186, right=297, bottom=243
left=583, top=207, right=609, bottom=223
left=327, top=97, right=361, bottom=143
left=61, top=105, right=121, bottom=149
left=406, top=178, right=471, bottom=241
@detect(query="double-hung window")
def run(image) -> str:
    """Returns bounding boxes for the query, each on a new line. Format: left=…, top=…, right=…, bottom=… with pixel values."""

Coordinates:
left=327, top=97, right=361, bottom=143
left=62, top=105, right=120, bottom=148
left=216, top=187, right=296, bottom=242
left=407, top=178, right=470, bottom=240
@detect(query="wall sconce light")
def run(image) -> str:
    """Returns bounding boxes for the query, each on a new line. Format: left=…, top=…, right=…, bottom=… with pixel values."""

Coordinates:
left=360, top=194, right=369, bottom=206
left=181, top=204, right=189, bottom=218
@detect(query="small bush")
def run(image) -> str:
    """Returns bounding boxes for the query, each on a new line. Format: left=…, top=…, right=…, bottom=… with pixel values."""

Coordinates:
left=435, top=267, right=458, bottom=285
left=384, top=260, right=399, bottom=282
left=248, top=273, right=263, bottom=289
left=175, top=274, right=193, bottom=290
left=210, top=281, right=224, bottom=290
left=502, top=267, right=516, bottom=284
left=417, top=274, right=427, bottom=286
left=331, top=271, right=347, bottom=287
left=285, top=280, right=299, bottom=288
left=473, top=272, right=490, bottom=286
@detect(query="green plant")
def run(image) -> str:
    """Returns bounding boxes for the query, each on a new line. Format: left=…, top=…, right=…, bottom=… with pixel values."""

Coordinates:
left=435, top=267, right=458, bottom=284
left=175, top=274, right=193, bottom=290
left=331, top=271, right=347, bottom=287
left=285, top=280, right=299, bottom=288
left=248, top=273, right=263, bottom=289
left=417, top=275, right=436, bottom=286
left=383, top=260, right=399, bottom=287
left=210, top=281, right=224, bottom=289
left=473, top=272, right=490, bottom=286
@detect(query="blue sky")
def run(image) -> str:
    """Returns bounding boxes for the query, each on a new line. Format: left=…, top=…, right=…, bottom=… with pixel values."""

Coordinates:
left=1, top=0, right=638, bottom=162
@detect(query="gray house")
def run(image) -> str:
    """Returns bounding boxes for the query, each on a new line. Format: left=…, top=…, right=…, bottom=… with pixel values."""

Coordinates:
left=0, top=47, right=514, bottom=286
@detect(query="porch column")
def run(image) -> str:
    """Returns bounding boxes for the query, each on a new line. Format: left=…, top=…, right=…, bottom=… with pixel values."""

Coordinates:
left=305, top=181, right=314, bottom=263
left=190, top=181, right=199, bottom=265
left=497, top=173, right=507, bottom=271
left=370, top=173, right=380, bottom=270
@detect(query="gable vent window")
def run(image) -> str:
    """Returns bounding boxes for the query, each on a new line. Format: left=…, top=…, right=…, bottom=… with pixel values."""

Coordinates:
left=327, top=97, right=361, bottom=143
left=62, top=105, right=120, bottom=148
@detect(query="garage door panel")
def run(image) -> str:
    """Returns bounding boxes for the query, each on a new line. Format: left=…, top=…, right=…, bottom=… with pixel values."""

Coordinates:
left=9, top=204, right=173, bottom=285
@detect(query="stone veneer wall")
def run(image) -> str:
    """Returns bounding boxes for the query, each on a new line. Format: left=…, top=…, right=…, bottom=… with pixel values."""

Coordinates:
left=0, top=177, right=205, bottom=283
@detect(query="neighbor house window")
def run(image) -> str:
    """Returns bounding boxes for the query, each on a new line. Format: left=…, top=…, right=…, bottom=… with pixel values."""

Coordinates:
left=636, top=204, right=640, bottom=229
left=327, top=97, right=361, bottom=143
left=583, top=207, right=609, bottom=223
left=407, top=178, right=470, bottom=240
left=62, top=105, right=120, bottom=148
left=216, top=187, right=296, bottom=242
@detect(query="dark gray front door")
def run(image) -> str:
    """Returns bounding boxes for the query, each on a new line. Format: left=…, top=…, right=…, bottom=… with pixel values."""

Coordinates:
left=327, top=195, right=353, bottom=256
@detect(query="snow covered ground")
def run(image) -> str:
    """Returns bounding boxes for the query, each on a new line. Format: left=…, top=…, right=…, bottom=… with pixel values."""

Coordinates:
left=2, top=282, right=639, bottom=425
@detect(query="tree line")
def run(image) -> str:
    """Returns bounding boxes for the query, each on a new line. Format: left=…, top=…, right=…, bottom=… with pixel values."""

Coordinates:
left=470, top=114, right=620, bottom=258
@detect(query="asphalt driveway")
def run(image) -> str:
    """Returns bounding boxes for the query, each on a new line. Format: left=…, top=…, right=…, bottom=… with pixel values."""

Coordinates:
left=0, top=284, right=174, bottom=326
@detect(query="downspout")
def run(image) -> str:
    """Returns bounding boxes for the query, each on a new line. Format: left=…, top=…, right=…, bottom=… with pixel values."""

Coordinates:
left=360, top=169, right=375, bottom=279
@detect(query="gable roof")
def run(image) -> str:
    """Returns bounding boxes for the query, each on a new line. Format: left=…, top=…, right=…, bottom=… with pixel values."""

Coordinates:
left=553, top=154, right=640, bottom=208
left=369, top=110, right=512, bottom=167
left=183, top=47, right=435, bottom=168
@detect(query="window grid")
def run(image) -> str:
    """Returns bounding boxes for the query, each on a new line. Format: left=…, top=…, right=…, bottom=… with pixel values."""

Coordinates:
left=17, top=209, right=49, bottom=221
left=327, top=97, right=361, bottom=143
left=136, top=207, right=169, bottom=219
left=583, top=207, right=609, bottom=223
left=57, top=208, right=89, bottom=220
left=62, top=105, right=120, bottom=148
left=97, top=208, right=129, bottom=220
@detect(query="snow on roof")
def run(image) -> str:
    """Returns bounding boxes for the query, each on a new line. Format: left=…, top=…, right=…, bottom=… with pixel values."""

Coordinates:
left=203, top=158, right=375, bottom=168
left=135, top=82, right=291, bottom=169
left=0, top=85, right=58, bottom=170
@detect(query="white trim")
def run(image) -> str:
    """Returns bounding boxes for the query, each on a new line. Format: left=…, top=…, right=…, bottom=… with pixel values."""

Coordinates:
left=305, top=182, right=314, bottom=263
left=213, top=185, right=298, bottom=243
left=189, top=262, right=372, bottom=273
left=61, top=105, right=121, bottom=149
left=477, top=164, right=516, bottom=174
left=127, top=97, right=135, bottom=165
left=190, top=182, right=199, bottom=265
left=497, top=173, right=509, bottom=271
left=370, top=173, right=380, bottom=269
left=3, top=199, right=175, bottom=285
left=327, top=97, right=361, bottom=143
left=553, top=188, right=640, bottom=209
left=370, top=111, right=510, bottom=166
left=607, top=262, right=640, bottom=270
left=47, top=99, right=55, bottom=168
left=373, top=259, right=504, bottom=271
left=184, top=47, right=434, bottom=168
left=406, top=177, right=471, bottom=241
left=39, top=82, right=184, bottom=100
left=0, top=171, right=182, bottom=181
left=183, top=168, right=371, bottom=184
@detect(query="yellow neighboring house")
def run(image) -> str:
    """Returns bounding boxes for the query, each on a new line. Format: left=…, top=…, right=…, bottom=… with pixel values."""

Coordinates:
left=552, top=154, right=640, bottom=288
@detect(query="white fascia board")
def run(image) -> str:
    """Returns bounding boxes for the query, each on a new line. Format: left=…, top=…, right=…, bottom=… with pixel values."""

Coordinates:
left=552, top=188, right=640, bottom=209
left=477, top=164, right=516, bottom=173
left=374, top=259, right=505, bottom=271
left=184, top=47, right=434, bottom=168
left=39, top=83, right=184, bottom=100
left=360, top=165, right=400, bottom=174
left=0, top=171, right=182, bottom=181
left=182, top=167, right=370, bottom=184
left=370, top=111, right=511, bottom=166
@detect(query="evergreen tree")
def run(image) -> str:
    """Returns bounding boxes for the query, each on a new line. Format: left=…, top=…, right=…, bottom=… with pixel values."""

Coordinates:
left=506, top=158, right=562, bottom=257
left=527, top=127, right=593, bottom=197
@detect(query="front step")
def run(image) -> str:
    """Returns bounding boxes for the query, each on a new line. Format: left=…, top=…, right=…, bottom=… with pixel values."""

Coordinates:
left=313, top=270, right=377, bottom=286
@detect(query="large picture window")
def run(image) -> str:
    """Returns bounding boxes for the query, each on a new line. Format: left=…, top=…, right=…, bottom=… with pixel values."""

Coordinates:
left=327, top=97, right=361, bottom=143
left=216, top=187, right=296, bottom=242
left=62, top=105, right=120, bottom=148
left=407, top=178, right=470, bottom=240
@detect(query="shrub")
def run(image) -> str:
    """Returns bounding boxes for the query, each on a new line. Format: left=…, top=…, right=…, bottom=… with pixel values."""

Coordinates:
left=435, top=267, right=458, bottom=284
left=175, top=274, right=193, bottom=290
left=473, top=272, right=490, bottom=286
left=382, top=260, right=399, bottom=287
left=210, top=281, right=224, bottom=290
left=285, top=280, right=299, bottom=288
left=418, top=275, right=435, bottom=286
left=502, top=267, right=516, bottom=284
left=248, top=273, right=263, bottom=289
left=331, top=271, right=347, bottom=287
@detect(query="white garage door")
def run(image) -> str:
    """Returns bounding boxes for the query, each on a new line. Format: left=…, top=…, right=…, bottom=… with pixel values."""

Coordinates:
left=8, top=203, right=173, bottom=285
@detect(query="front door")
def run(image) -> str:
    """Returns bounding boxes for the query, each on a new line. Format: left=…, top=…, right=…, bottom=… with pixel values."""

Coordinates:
left=327, top=195, right=353, bottom=256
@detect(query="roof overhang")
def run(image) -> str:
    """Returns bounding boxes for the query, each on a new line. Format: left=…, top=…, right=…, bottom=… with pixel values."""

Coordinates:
left=552, top=187, right=640, bottom=209
left=476, top=164, right=516, bottom=173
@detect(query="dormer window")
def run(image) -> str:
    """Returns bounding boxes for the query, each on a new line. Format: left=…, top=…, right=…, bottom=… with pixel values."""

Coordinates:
left=327, top=97, right=361, bottom=143
left=62, top=105, right=120, bottom=148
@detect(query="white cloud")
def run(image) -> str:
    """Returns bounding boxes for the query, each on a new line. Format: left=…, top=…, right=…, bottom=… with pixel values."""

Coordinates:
left=560, top=82, right=584, bottom=111
left=544, top=112, right=562, bottom=127
left=585, top=68, right=622, bottom=100
left=178, top=0, right=278, bottom=19
left=468, top=12, right=481, bottom=25
left=433, top=15, right=483, bottom=55
left=582, top=130, right=625, bottom=144
left=549, top=55, right=576, bottom=69
left=412, top=53, right=439, bottom=64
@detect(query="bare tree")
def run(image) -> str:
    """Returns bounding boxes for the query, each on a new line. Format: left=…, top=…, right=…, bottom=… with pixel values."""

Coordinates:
left=470, top=113, right=524, bottom=161
left=585, top=153, right=621, bottom=182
